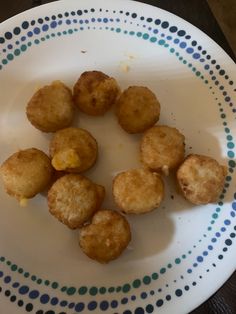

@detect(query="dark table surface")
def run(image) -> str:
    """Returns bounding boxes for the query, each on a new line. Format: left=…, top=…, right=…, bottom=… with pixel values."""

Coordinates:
left=0, top=1, right=235, bottom=313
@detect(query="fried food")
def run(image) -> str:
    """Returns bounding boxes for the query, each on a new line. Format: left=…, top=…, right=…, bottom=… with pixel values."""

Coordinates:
left=113, top=168, right=164, bottom=214
left=79, top=209, right=131, bottom=263
left=47, top=174, right=105, bottom=229
left=116, top=86, right=160, bottom=133
left=73, top=71, right=120, bottom=115
left=140, top=125, right=185, bottom=174
left=49, top=127, right=98, bottom=173
left=0, top=148, right=53, bottom=204
left=177, top=154, right=227, bottom=205
left=26, top=80, right=74, bottom=132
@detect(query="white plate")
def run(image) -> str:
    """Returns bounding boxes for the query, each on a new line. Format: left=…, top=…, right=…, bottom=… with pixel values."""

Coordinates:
left=0, top=0, right=236, bottom=313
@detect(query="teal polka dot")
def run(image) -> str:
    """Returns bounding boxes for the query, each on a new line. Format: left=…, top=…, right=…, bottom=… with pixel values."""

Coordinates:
left=78, top=286, right=87, bottom=295
left=7, top=54, right=14, bottom=61
left=227, top=135, right=233, bottom=141
left=108, top=287, right=115, bottom=293
left=31, top=275, right=37, bottom=281
left=99, top=287, right=106, bottom=294
left=116, top=28, right=121, bottom=33
left=142, top=33, right=149, bottom=40
left=152, top=273, right=158, bottom=280
left=122, top=284, right=131, bottom=293
left=34, top=39, right=40, bottom=44
left=129, top=31, right=135, bottom=35
left=67, top=287, right=76, bottom=295
left=227, top=142, right=235, bottom=149
left=160, top=268, right=166, bottom=274
left=175, top=258, right=181, bottom=264
left=143, top=276, right=151, bottom=285
left=20, top=44, right=27, bottom=52
left=27, top=42, right=32, bottom=47
left=116, top=286, right=121, bottom=292
left=51, top=282, right=59, bottom=289
left=158, top=39, right=165, bottom=45
left=14, top=49, right=21, bottom=56
left=2, top=59, right=8, bottom=65
left=208, top=226, right=212, bottom=231
left=167, top=263, right=172, bottom=268
left=68, top=29, right=73, bottom=34
left=228, top=151, right=235, bottom=158
left=226, top=176, right=232, bottom=182
left=132, top=279, right=141, bottom=288
left=212, top=213, right=218, bottom=219
left=216, top=207, right=221, bottom=212
left=137, top=32, right=142, bottom=37
left=89, top=287, right=98, bottom=296
left=150, top=37, right=157, bottom=43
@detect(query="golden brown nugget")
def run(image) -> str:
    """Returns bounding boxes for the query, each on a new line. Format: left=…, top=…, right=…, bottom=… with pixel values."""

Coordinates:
left=177, top=154, right=227, bottom=205
left=49, top=127, right=98, bottom=173
left=26, top=81, right=74, bottom=132
left=116, top=86, right=160, bottom=133
left=48, top=174, right=104, bottom=229
left=0, top=148, right=53, bottom=204
left=141, top=125, right=185, bottom=174
left=73, top=71, right=120, bottom=115
left=79, top=209, right=131, bottom=263
left=113, top=168, right=164, bottom=214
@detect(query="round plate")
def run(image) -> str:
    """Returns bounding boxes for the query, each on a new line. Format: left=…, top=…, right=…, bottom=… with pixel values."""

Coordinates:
left=0, top=0, right=235, bottom=313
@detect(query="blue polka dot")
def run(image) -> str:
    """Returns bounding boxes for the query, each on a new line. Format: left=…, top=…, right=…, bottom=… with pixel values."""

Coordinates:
left=100, top=301, right=109, bottom=311
left=29, top=290, right=39, bottom=299
left=208, top=245, right=213, bottom=250
left=175, top=289, right=183, bottom=297
left=69, top=302, right=75, bottom=309
left=180, top=42, right=187, bottom=48
left=22, top=21, right=29, bottom=29
left=121, top=298, right=128, bottom=304
left=40, top=294, right=50, bottom=304
left=110, top=300, right=118, bottom=308
left=221, top=227, right=226, bottom=232
left=193, top=53, right=200, bottom=59
left=103, top=18, right=108, bottom=23
left=231, top=211, right=235, bottom=217
left=232, top=202, right=236, bottom=211
left=215, top=232, right=221, bottom=237
left=174, top=38, right=180, bottom=44
left=27, top=31, right=33, bottom=37
left=88, top=301, right=97, bottom=311
left=169, top=26, right=177, bottom=33
left=197, top=256, right=203, bottom=262
left=141, top=292, right=147, bottom=299
left=5, top=32, right=12, bottom=39
left=186, top=47, right=194, bottom=54
left=19, top=286, right=29, bottom=295
left=50, top=21, right=57, bottom=28
left=21, top=36, right=26, bottom=41
left=224, top=219, right=231, bottom=225
left=60, top=300, right=68, bottom=307
left=187, top=269, right=192, bottom=273
left=4, top=276, right=11, bottom=283
left=156, top=299, right=164, bottom=307
left=134, top=308, right=145, bottom=314
left=42, top=24, right=49, bottom=31
left=203, top=251, right=208, bottom=256
left=211, top=238, right=217, bottom=243
left=75, top=302, right=85, bottom=312
left=12, top=282, right=19, bottom=288
left=131, top=295, right=136, bottom=301
left=66, top=19, right=71, bottom=25
left=177, top=30, right=186, bottom=36
left=33, top=27, right=40, bottom=34
left=193, top=263, right=198, bottom=267
left=161, top=21, right=169, bottom=28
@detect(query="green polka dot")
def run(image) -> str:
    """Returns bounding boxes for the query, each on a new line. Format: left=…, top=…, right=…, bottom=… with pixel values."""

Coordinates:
left=226, top=176, right=232, bottom=181
left=175, top=52, right=179, bottom=56
left=229, top=160, right=235, bottom=168
left=108, top=287, right=115, bottom=293
left=11, top=264, right=17, bottom=271
left=183, top=60, right=187, bottom=64
left=158, top=39, right=165, bottom=45
left=227, top=135, right=233, bottom=141
left=116, top=286, right=121, bottom=292
left=116, top=28, right=121, bottom=33
left=2, top=59, right=8, bottom=65
left=212, top=213, right=218, bottom=219
left=132, top=279, right=141, bottom=288
left=78, top=286, right=87, bottom=295
left=14, top=49, right=21, bottom=56
left=57, top=32, right=61, bottom=36
left=7, top=261, right=11, bottom=266
left=208, top=226, right=212, bottom=231
left=137, top=32, right=142, bottom=37
left=27, top=42, right=32, bottom=47
left=63, top=31, right=67, bottom=35
left=7, top=54, right=14, bottom=61
left=41, top=37, right=45, bottom=41
left=227, top=142, right=234, bottom=149
left=129, top=31, right=135, bottom=35
left=20, top=45, right=27, bottom=52
left=18, top=268, right=23, bottom=274
left=143, top=33, right=149, bottom=40
left=170, top=48, right=175, bottom=53
left=179, top=56, right=183, bottom=61
left=44, top=280, right=50, bottom=286
left=160, top=267, right=166, bottom=274
left=228, top=151, right=235, bottom=158
left=89, top=287, right=98, bottom=296
left=211, top=220, right=215, bottom=224
left=188, top=63, right=192, bottom=67
left=46, top=34, right=50, bottom=39
left=51, top=282, right=59, bottom=289
left=150, top=37, right=157, bottom=43
left=99, top=287, right=106, bottom=294
left=68, top=29, right=73, bottom=34
left=37, top=278, right=42, bottom=284
left=31, top=275, right=37, bottom=281
left=182, top=254, right=186, bottom=259
left=0, top=257, right=5, bottom=262
left=24, top=272, right=30, bottom=278
left=175, top=258, right=181, bottom=264
left=192, top=67, right=196, bottom=72
left=167, top=263, right=172, bottom=268
left=143, top=276, right=151, bottom=285
left=204, top=80, right=209, bottom=84
left=67, top=287, right=76, bottom=295
left=188, top=250, right=192, bottom=254
left=61, top=286, right=67, bottom=292
left=221, top=113, right=226, bottom=119
left=196, top=71, right=201, bottom=76
left=122, top=284, right=131, bottom=292
left=152, top=272, right=158, bottom=280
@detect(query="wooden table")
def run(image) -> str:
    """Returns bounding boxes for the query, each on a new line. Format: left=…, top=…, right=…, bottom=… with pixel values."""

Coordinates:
left=0, top=1, right=235, bottom=313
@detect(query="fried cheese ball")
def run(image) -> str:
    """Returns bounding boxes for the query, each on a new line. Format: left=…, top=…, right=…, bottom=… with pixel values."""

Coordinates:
left=113, top=168, right=164, bottom=214
left=140, top=125, right=185, bottom=175
left=177, top=154, right=227, bottom=205
left=48, top=174, right=105, bottom=229
left=26, top=81, right=74, bottom=132
left=116, top=86, right=160, bottom=133
left=79, top=209, right=131, bottom=263
left=49, top=127, right=98, bottom=173
left=73, top=71, right=120, bottom=115
left=0, top=148, right=53, bottom=205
